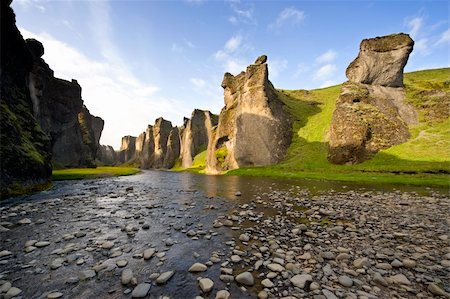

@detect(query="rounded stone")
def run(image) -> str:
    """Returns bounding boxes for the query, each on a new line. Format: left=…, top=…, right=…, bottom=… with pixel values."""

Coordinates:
left=235, top=271, right=254, bottom=286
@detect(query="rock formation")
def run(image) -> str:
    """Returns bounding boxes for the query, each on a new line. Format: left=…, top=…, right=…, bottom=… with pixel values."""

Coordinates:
left=97, top=145, right=117, bottom=165
left=163, top=127, right=181, bottom=169
left=180, top=109, right=218, bottom=168
left=27, top=38, right=104, bottom=168
left=205, top=55, right=292, bottom=173
left=152, top=118, right=173, bottom=168
left=328, top=33, right=417, bottom=164
left=0, top=0, right=52, bottom=197
left=118, top=136, right=137, bottom=164
left=346, top=34, right=414, bottom=87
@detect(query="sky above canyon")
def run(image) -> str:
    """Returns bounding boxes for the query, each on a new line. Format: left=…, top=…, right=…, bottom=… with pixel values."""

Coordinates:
left=12, top=0, right=449, bottom=149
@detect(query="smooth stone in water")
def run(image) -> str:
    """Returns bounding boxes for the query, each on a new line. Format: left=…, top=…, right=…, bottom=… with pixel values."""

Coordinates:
left=35, top=241, right=50, bottom=248
left=47, top=292, right=63, bottom=299
left=189, top=263, right=207, bottom=272
left=215, top=290, right=230, bottom=299
left=5, top=287, right=22, bottom=299
left=131, top=283, right=151, bottom=298
left=143, top=248, right=155, bottom=260
left=79, top=270, right=96, bottom=281
left=0, top=250, right=12, bottom=258
left=121, top=269, right=133, bottom=285
left=116, top=260, right=128, bottom=268
left=267, top=263, right=285, bottom=272
left=156, top=271, right=174, bottom=284
left=199, top=278, right=214, bottom=293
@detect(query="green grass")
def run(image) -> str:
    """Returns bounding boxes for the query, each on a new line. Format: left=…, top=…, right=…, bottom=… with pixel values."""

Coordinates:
left=228, top=68, right=450, bottom=187
left=172, top=150, right=208, bottom=173
left=52, top=166, right=140, bottom=181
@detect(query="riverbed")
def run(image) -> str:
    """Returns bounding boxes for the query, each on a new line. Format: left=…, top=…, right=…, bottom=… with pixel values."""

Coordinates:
left=0, top=170, right=449, bottom=299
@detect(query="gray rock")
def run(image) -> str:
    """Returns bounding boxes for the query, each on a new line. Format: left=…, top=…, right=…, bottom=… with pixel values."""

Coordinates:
left=121, top=269, right=133, bottom=285
left=79, top=270, right=96, bottom=281
left=428, top=283, right=450, bottom=297
left=390, top=274, right=411, bottom=285
left=261, top=278, right=274, bottom=288
left=322, top=289, right=338, bottom=299
left=131, top=283, right=151, bottom=298
left=188, top=263, right=207, bottom=272
left=35, top=241, right=50, bottom=248
left=235, top=271, right=254, bottom=286
left=290, top=274, right=312, bottom=289
left=199, top=278, right=214, bottom=293
left=338, top=275, right=353, bottom=287
left=143, top=248, right=155, bottom=260
left=156, top=271, right=174, bottom=284
left=5, top=287, right=22, bottom=299
left=267, top=263, right=285, bottom=272
left=215, top=290, right=230, bottom=299
left=47, top=292, right=63, bottom=299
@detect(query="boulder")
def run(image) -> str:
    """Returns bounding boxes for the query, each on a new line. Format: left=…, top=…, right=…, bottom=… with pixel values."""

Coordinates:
left=346, top=33, right=414, bottom=87
left=205, top=55, right=292, bottom=173
left=328, top=33, right=417, bottom=164
left=180, top=109, right=218, bottom=168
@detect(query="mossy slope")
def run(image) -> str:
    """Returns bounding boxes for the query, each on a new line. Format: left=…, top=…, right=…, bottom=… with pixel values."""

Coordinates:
left=229, top=68, right=450, bottom=187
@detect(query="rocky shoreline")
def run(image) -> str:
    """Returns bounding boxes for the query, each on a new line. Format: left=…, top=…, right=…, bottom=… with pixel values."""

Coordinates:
left=0, top=172, right=449, bottom=298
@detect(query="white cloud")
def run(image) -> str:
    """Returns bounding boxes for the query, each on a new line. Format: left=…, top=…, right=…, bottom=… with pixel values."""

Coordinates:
left=228, top=2, right=255, bottom=25
left=313, top=64, right=337, bottom=81
left=316, top=50, right=337, bottom=64
left=214, top=34, right=252, bottom=75
left=184, top=39, right=195, bottom=49
left=268, top=58, right=288, bottom=79
left=269, top=7, right=305, bottom=30
left=171, top=43, right=183, bottom=53
left=293, top=63, right=310, bottom=79
left=436, top=28, right=450, bottom=45
left=225, top=35, right=242, bottom=52
left=190, top=78, right=206, bottom=88
left=406, top=17, right=423, bottom=38
left=415, top=38, right=429, bottom=55
left=18, top=27, right=194, bottom=150
left=14, top=0, right=46, bottom=12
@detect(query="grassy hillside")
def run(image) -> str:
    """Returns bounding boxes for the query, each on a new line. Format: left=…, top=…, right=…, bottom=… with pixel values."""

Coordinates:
left=52, top=166, right=140, bottom=180
left=229, top=68, right=450, bottom=187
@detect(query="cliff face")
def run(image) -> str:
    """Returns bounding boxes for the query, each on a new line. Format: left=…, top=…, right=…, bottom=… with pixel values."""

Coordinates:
left=328, top=33, right=417, bottom=164
left=118, top=136, right=137, bottom=164
left=27, top=38, right=104, bottom=168
left=0, top=0, right=52, bottom=197
left=205, top=55, right=292, bottom=174
left=152, top=118, right=173, bottom=168
left=163, top=127, right=181, bottom=169
left=180, top=109, right=218, bottom=168
left=97, top=145, right=117, bottom=165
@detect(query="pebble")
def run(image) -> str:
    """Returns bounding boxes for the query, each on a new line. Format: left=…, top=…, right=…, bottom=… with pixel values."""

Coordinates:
left=338, top=275, right=353, bottom=287
left=116, top=260, right=128, bottom=267
left=5, top=287, right=22, bottom=299
left=189, top=263, right=208, bottom=272
left=290, top=274, right=312, bottom=289
left=199, top=278, right=214, bottom=293
left=156, top=271, right=174, bottom=284
left=235, top=271, right=254, bottom=286
left=143, top=248, right=155, bottom=260
left=322, top=289, right=338, bottom=299
left=267, top=263, right=285, bottom=272
left=131, top=283, right=151, bottom=298
left=79, top=270, right=96, bottom=280
left=390, top=274, right=411, bottom=285
left=215, top=290, right=230, bottom=299
left=35, top=241, right=50, bottom=248
left=101, top=241, right=114, bottom=249
left=427, top=283, right=449, bottom=297
left=50, top=258, right=64, bottom=270
left=47, top=292, right=63, bottom=299
left=239, top=234, right=250, bottom=242
left=0, top=250, right=12, bottom=258
left=121, top=269, right=133, bottom=285
left=261, top=278, right=274, bottom=288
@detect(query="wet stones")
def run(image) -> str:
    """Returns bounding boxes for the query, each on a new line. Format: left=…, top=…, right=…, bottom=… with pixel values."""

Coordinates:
left=131, top=283, right=151, bottom=298
left=156, top=271, right=174, bottom=284
left=143, top=248, right=155, bottom=260
left=199, top=278, right=214, bottom=293
left=79, top=270, right=96, bottom=281
left=189, top=263, right=207, bottom=272
left=121, top=269, right=133, bottom=285
left=290, top=274, right=312, bottom=289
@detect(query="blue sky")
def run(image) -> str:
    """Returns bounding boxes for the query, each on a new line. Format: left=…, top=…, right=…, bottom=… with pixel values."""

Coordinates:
left=12, top=0, right=449, bottom=149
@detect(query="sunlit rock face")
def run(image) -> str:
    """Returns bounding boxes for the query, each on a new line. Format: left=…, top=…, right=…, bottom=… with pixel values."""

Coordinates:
left=164, top=127, right=181, bottom=169
left=328, top=33, right=417, bottom=164
left=180, top=109, right=218, bottom=168
left=206, top=55, right=292, bottom=174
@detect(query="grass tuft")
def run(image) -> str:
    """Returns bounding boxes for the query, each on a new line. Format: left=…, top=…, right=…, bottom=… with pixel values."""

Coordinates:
left=52, top=166, right=140, bottom=181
